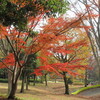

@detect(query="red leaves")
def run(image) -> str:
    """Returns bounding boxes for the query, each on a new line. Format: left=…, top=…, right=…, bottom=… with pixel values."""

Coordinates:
left=31, top=69, right=43, bottom=76
left=70, top=58, right=85, bottom=64
left=37, top=56, right=48, bottom=65
left=0, top=62, right=6, bottom=68
left=33, top=61, right=91, bottom=77
left=0, top=53, right=15, bottom=69
left=32, top=64, right=61, bottom=76
left=0, top=53, right=25, bottom=69
left=3, top=53, right=15, bottom=66
left=54, top=49, right=74, bottom=55
left=68, top=39, right=88, bottom=48
left=33, top=17, right=90, bottom=78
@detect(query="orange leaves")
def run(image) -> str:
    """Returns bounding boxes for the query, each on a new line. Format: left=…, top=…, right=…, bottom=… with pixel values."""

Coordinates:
left=37, top=33, right=55, bottom=43
left=0, top=25, right=8, bottom=38
left=67, top=39, right=88, bottom=49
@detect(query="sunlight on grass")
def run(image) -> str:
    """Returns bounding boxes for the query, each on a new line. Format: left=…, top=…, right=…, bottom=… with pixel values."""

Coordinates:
left=17, top=94, right=40, bottom=100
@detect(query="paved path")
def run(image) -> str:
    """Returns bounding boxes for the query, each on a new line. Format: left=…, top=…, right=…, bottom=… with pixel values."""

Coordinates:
left=78, top=87, right=100, bottom=98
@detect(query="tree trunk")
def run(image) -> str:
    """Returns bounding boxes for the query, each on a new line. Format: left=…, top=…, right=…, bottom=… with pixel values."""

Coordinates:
left=44, top=74, right=48, bottom=86
left=33, top=74, right=36, bottom=86
left=84, top=69, right=88, bottom=87
left=7, top=82, right=17, bottom=99
left=26, top=76, right=29, bottom=90
left=20, top=75, right=25, bottom=93
left=63, top=72, right=69, bottom=94
left=54, top=77, right=57, bottom=83
left=7, top=66, right=23, bottom=99
left=8, top=70, right=12, bottom=95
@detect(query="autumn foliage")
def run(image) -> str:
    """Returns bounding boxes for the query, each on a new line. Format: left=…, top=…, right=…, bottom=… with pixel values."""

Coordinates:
left=0, top=13, right=92, bottom=97
left=30, top=17, right=91, bottom=78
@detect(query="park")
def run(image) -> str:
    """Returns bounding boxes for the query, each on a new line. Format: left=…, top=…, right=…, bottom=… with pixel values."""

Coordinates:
left=0, top=0, right=100, bottom=100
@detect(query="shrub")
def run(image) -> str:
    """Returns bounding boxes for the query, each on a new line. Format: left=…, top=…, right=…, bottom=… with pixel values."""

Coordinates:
left=0, top=78, right=8, bottom=83
left=29, top=79, right=41, bottom=83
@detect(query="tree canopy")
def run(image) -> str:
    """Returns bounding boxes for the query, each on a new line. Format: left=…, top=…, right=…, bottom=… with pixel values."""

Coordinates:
left=0, top=0, right=68, bottom=30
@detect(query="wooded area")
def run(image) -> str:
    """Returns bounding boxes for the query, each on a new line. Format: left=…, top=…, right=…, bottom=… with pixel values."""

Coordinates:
left=0, top=0, right=100, bottom=100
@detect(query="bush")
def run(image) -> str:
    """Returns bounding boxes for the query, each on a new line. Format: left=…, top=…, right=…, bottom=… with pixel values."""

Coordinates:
left=73, top=80, right=84, bottom=85
left=0, top=78, right=8, bottom=83
left=68, top=78, right=73, bottom=84
left=29, top=79, right=41, bottom=83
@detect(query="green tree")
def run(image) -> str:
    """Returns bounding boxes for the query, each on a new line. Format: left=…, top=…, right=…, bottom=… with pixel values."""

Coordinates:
left=0, top=0, right=68, bottom=30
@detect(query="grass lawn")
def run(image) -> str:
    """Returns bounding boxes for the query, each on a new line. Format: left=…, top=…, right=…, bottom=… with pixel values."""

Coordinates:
left=0, top=82, right=87, bottom=100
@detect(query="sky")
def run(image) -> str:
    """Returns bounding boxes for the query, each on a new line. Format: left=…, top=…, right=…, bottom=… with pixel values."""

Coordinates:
left=66, top=0, right=85, bottom=17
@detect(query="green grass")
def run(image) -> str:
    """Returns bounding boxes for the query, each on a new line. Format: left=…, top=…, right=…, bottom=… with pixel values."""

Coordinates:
left=71, top=84, right=100, bottom=95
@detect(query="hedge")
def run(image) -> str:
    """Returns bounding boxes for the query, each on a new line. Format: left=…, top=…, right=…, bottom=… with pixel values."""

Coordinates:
left=0, top=78, right=8, bottom=83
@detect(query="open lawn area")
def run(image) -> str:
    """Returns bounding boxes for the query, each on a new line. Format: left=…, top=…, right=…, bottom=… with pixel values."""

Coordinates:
left=0, top=82, right=88, bottom=100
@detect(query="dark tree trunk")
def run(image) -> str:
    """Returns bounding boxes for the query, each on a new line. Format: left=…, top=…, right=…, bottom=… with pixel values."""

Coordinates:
left=44, top=74, right=48, bottom=86
left=7, top=67, right=23, bottom=99
left=20, top=75, right=25, bottom=93
left=54, top=77, right=57, bottom=83
left=84, top=69, right=88, bottom=87
left=26, top=76, right=29, bottom=90
left=63, top=72, right=69, bottom=94
left=33, top=74, right=36, bottom=86
left=7, top=82, right=17, bottom=99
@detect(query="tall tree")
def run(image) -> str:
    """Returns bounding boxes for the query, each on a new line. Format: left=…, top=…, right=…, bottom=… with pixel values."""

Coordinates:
left=20, top=53, right=37, bottom=93
left=32, top=17, right=91, bottom=94
left=68, top=0, right=100, bottom=83
left=0, top=0, right=68, bottom=29
left=0, top=0, right=68, bottom=98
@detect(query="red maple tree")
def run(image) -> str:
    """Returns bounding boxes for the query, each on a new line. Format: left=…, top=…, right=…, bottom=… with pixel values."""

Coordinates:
left=32, top=17, right=92, bottom=94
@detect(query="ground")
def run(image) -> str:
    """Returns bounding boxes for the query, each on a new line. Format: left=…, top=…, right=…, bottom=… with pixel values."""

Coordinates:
left=0, top=82, right=100, bottom=100
left=78, top=87, right=100, bottom=100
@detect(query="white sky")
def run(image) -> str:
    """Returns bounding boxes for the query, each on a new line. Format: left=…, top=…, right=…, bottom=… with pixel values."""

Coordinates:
left=66, top=0, right=85, bottom=17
